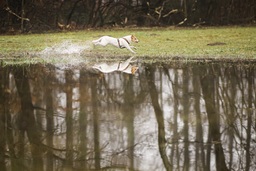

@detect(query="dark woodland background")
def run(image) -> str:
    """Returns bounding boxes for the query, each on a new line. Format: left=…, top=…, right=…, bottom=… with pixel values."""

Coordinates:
left=0, top=0, right=255, bottom=33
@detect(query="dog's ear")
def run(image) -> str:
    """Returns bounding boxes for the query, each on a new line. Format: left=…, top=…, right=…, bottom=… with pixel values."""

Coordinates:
left=131, top=35, right=139, bottom=43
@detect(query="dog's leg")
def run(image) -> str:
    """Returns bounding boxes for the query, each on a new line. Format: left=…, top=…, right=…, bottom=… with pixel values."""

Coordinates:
left=126, top=45, right=136, bottom=53
left=130, top=46, right=137, bottom=50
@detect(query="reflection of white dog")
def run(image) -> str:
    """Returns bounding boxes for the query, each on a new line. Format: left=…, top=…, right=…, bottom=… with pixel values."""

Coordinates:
left=93, top=57, right=138, bottom=74
left=92, top=35, right=139, bottom=53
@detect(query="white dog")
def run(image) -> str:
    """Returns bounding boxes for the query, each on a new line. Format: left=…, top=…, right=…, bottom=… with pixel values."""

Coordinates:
left=92, top=35, right=139, bottom=53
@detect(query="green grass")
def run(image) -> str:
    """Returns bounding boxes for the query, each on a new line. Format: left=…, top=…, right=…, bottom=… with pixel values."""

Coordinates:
left=135, top=27, right=256, bottom=59
left=0, top=26, right=255, bottom=64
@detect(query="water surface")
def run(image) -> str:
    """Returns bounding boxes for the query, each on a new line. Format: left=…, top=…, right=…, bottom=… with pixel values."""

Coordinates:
left=0, top=61, right=255, bottom=171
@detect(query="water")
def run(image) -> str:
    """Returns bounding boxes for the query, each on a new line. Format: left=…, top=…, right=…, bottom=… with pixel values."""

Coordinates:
left=38, top=41, right=92, bottom=68
left=0, top=61, right=255, bottom=171
left=41, top=40, right=90, bottom=55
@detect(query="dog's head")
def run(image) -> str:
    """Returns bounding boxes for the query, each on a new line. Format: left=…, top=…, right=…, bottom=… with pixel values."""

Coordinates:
left=131, top=35, right=139, bottom=43
left=131, top=66, right=138, bottom=75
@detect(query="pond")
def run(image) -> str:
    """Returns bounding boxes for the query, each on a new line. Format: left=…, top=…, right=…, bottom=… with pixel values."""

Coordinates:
left=0, top=60, right=255, bottom=171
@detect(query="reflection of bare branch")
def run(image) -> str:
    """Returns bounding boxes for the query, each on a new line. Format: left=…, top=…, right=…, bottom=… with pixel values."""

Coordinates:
left=167, top=140, right=222, bottom=145
left=41, top=143, right=74, bottom=152
left=112, top=143, right=140, bottom=156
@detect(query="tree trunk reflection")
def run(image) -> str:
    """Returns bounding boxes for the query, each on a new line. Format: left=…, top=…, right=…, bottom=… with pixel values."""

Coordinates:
left=170, top=68, right=180, bottom=169
left=245, top=69, right=253, bottom=171
left=78, top=70, right=89, bottom=169
left=200, top=66, right=229, bottom=171
left=46, top=69, right=54, bottom=171
left=182, top=68, right=189, bottom=171
left=123, top=74, right=135, bottom=170
left=193, top=66, right=206, bottom=170
left=91, top=74, right=101, bottom=169
left=0, top=67, right=7, bottom=171
left=146, top=65, right=172, bottom=171
left=65, top=70, right=74, bottom=169
left=13, top=67, right=43, bottom=171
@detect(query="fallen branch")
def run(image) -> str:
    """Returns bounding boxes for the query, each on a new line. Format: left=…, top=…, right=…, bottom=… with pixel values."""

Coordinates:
left=5, top=7, right=30, bottom=21
left=176, top=17, right=187, bottom=26
left=163, top=9, right=179, bottom=18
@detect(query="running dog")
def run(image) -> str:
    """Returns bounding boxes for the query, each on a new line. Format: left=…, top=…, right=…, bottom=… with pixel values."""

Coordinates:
left=92, top=35, right=139, bottom=53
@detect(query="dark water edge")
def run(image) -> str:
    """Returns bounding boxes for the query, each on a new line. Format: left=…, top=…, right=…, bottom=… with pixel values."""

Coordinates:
left=0, top=60, right=256, bottom=171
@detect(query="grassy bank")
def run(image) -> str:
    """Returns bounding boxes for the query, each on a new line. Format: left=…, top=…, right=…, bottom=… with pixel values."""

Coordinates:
left=0, top=27, right=255, bottom=64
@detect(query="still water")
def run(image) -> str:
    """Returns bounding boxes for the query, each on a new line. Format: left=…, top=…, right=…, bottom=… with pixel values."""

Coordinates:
left=0, top=61, right=255, bottom=171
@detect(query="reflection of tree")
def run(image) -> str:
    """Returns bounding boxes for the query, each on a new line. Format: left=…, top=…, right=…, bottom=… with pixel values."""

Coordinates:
left=0, top=67, right=8, bottom=171
left=99, top=71, right=145, bottom=170
left=221, top=66, right=236, bottom=169
left=245, top=69, right=253, bottom=171
left=91, top=74, right=101, bottom=169
left=170, top=68, right=180, bottom=169
left=182, top=67, right=189, bottom=171
left=200, top=66, right=229, bottom=171
left=13, top=67, right=44, bottom=171
left=192, top=66, right=206, bottom=170
left=46, top=68, right=54, bottom=171
left=65, top=70, right=74, bottom=169
left=78, top=70, right=89, bottom=169
left=123, top=74, right=135, bottom=169
left=146, top=65, right=172, bottom=171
